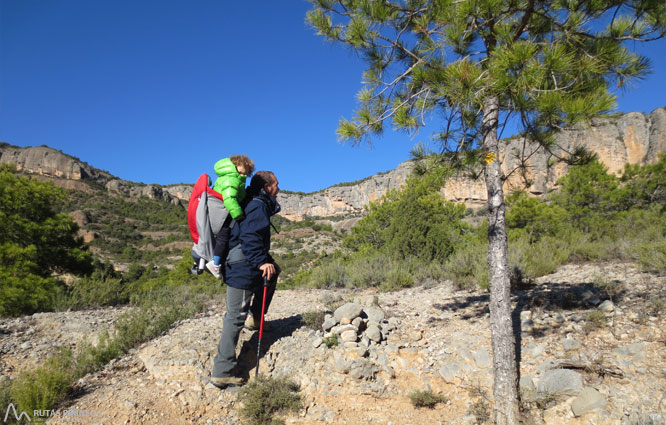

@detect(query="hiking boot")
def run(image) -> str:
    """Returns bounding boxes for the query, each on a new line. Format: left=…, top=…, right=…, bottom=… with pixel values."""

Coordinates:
left=244, top=315, right=270, bottom=332
left=209, top=375, right=245, bottom=388
left=205, top=261, right=221, bottom=279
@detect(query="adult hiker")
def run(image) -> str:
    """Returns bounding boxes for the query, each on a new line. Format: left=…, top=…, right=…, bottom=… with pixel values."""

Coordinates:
left=210, top=171, right=281, bottom=388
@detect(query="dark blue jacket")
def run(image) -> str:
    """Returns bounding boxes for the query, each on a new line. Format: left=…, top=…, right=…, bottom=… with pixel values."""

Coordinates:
left=224, top=188, right=280, bottom=290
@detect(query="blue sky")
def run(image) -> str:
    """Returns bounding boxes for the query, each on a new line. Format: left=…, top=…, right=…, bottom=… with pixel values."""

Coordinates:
left=1, top=1, right=665, bottom=193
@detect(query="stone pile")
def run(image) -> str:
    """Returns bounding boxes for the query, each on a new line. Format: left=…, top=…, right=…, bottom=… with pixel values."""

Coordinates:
left=312, top=302, right=400, bottom=351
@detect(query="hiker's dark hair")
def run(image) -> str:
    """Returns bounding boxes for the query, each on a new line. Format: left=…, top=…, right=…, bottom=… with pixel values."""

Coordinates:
left=249, top=171, right=275, bottom=192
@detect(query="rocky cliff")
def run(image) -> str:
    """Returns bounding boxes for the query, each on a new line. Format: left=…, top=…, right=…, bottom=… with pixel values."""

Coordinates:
left=441, top=107, right=666, bottom=208
left=277, top=161, right=414, bottom=221
left=2, top=107, right=665, bottom=217
left=0, top=144, right=111, bottom=181
left=279, top=107, right=666, bottom=214
left=0, top=144, right=183, bottom=206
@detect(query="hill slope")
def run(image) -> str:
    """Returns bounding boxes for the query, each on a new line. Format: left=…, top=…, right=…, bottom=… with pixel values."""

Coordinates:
left=0, top=261, right=663, bottom=424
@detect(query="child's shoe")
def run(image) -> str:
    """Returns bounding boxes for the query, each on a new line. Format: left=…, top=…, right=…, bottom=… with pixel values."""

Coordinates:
left=206, top=261, right=222, bottom=279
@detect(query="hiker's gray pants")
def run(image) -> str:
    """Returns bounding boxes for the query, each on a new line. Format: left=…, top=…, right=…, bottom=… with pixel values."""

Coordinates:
left=211, top=283, right=275, bottom=378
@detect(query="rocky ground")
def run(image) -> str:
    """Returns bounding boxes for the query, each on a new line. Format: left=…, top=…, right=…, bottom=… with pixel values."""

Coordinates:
left=1, top=261, right=665, bottom=425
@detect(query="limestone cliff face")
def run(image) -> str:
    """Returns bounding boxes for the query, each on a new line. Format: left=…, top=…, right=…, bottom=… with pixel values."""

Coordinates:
left=0, top=145, right=110, bottom=181
left=440, top=107, right=666, bottom=208
left=0, top=144, right=182, bottom=206
left=2, top=107, right=665, bottom=217
left=280, top=107, right=666, bottom=215
left=277, top=161, right=414, bottom=220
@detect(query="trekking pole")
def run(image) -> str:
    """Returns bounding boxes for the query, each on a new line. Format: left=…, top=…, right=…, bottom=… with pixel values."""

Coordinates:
left=255, top=276, right=269, bottom=378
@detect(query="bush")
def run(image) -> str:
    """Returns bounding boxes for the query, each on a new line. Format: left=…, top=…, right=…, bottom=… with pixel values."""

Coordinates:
left=0, top=246, right=64, bottom=316
left=10, top=348, right=75, bottom=416
left=0, top=380, right=11, bottom=417
left=301, top=310, right=327, bottom=330
left=409, top=389, right=448, bottom=408
left=324, top=334, right=339, bottom=348
left=443, top=237, right=488, bottom=289
left=308, top=259, right=349, bottom=289
left=64, top=276, right=128, bottom=309
left=584, top=310, right=607, bottom=333
left=509, top=234, right=572, bottom=278
left=551, top=158, right=626, bottom=229
left=506, top=190, right=568, bottom=243
left=379, top=267, right=415, bottom=291
left=0, top=165, right=94, bottom=316
left=238, top=375, right=302, bottom=425
left=343, top=173, right=469, bottom=263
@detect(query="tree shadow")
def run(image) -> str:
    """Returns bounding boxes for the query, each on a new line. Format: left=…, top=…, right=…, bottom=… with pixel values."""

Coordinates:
left=433, top=294, right=490, bottom=320
left=431, top=278, right=628, bottom=383
left=235, top=314, right=306, bottom=379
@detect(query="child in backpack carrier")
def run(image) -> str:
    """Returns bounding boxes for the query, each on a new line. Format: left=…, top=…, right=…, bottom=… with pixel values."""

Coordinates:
left=206, top=154, right=255, bottom=279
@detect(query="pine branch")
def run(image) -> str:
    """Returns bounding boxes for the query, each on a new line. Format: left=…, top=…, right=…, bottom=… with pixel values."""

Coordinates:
left=512, top=0, right=536, bottom=42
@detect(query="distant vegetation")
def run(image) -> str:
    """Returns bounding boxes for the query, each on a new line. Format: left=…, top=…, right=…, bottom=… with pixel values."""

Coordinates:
left=0, top=163, right=221, bottom=316
left=283, top=155, right=666, bottom=291
left=60, top=186, right=190, bottom=264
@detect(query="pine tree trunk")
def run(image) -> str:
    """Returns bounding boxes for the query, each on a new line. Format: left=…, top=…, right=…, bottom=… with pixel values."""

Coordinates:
left=481, top=96, right=519, bottom=425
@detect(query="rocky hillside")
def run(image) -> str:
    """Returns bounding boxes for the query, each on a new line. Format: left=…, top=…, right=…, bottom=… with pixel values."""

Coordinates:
left=2, top=107, right=666, bottom=219
left=0, top=261, right=663, bottom=424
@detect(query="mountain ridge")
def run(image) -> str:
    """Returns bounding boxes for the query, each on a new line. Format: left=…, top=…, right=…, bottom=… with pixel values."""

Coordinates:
left=2, top=106, right=665, bottom=219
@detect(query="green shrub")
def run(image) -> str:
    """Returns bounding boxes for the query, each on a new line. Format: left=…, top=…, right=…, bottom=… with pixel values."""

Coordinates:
left=551, top=158, right=626, bottom=229
left=509, top=234, right=571, bottom=278
left=584, top=310, right=607, bottom=333
left=75, top=332, right=122, bottom=377
left=0, top=248, right=64, bottom=316
left=648, top=298, right=665, bottom=316
left=636, top=240, right=666, bottom=272
left=379, top=267, right=415, bottom=291
left=592, top=274, right=623, bottom=301
left=64, top=276, right=128, bottom=309
left=0, top=379, right=13, bottom=419
left=309, top=260, right=349, bottom=289
left=238, top=375, right=302, bottom=425
left=0, top=165, right=94, bottom=272
left=409, top=389, right=448, bottom=408
left=10, top=348, right=75, bottom=416
left=621, top=153, right=666, bottom=210
left=0, top=165, right=99, bottom=316
left=343, top=173, right=469, bottom=263
left=443, top=238, right=488, bottom=289
left=506, top=190, right=568, bottom=243
left=301, top=310, right=327, bottom=330
left=467, top=400, right=491, bottom=423
left=324, top=334, right=339, bottom=348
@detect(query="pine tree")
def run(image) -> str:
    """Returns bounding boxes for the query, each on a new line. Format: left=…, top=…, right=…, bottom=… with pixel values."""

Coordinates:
left=306, top=1, right=665, bottom=423
left=0, top=164, right=94, bottom=316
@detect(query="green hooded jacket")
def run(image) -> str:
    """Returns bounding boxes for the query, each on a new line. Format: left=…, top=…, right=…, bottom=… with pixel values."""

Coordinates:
left=212, top=158, right=247, bottom=219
